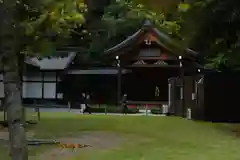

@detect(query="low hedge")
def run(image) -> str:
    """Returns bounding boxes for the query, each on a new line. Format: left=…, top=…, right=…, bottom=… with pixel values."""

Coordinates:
left=89, top=107, right=139, bottom=114
left=151, top=108, right=163, bottom=115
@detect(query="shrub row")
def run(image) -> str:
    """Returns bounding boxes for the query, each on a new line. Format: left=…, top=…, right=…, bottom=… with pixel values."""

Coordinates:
left=90, top=107, right=139, bottom=114
left=150, top=108, right=163, bottom=114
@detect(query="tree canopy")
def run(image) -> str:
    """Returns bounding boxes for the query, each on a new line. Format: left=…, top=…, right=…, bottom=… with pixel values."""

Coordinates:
left=178, top=0, right=240, bottom=70
left=3, top=0, right=240, bottom=68
left=87, top=0, right=181, bottom=56
left=131, top=0, right=240, bottom=71
left=20, top=0, right=85, bottom=56
left=0, top=1, right=85, bottom=158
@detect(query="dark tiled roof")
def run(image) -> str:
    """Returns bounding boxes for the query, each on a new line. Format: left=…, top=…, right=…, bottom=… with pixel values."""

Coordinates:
left=104, top=29, right=145, bottom=54
left=105, top=20, right=198, bottom=57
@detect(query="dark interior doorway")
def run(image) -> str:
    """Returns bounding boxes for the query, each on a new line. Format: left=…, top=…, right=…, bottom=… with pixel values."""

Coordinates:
left=60, top=74, right=118, bottom=105
left=124, top=68, right=179, bottom=102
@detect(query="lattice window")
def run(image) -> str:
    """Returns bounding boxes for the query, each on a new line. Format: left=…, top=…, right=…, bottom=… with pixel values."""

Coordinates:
left=154, top=60, right=168, bottom=65
left=133, top=60, right=146, bottom=65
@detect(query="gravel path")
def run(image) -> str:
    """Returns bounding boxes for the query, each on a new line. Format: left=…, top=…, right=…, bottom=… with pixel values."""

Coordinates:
left=32, top=131, right=125, bottom=160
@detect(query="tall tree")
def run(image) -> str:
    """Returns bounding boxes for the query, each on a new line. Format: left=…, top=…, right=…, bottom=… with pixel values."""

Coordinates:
left=22, top=0, right=85, bottom=55
left=179, top=0, right=240, bottom=70
left=0, top=0, right=85, bottom=159
left=0, top=0, right=28, bottom=159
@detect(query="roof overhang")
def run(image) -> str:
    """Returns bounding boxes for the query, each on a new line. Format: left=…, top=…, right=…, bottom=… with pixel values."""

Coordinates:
left=104, top=20, right=199, bottom=59
left=67, top=69, right=131, bottom=75
left=25, top=52, right=77, bottom=70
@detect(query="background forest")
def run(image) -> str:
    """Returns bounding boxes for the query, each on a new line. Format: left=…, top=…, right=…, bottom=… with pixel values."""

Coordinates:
left=2, top=0, right=240, bottom=70
left=1, top=0, right=240, bottom=159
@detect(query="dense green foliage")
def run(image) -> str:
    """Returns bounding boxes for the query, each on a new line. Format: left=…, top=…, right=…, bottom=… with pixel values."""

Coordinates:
left=3, top=0, right=240, bottom=69
left=20, top=0, right=85, bottom=56
left=134, top=0, right=180, bottom=11
left=87, top=0, right=181, bottom=55
left=179, top=0, right=240, bottom=70
left=89, top=106, right=139, bottom=114
left=2, top=0, right=86, bottom=57
left=133, top=0, right=240, bottom=71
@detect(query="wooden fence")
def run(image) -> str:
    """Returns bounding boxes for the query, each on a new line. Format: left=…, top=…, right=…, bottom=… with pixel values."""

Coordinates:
left=192, top=71, right=240, bottom=122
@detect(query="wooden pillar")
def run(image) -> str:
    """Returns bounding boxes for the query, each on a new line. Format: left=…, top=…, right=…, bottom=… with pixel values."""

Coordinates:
left=180, top=58, right=185, bottom=117
left=116, top=55, right=122, bottom=106
left=117, top=67, right=122, bottom=106
left=41, top=72, right=44, bottom=102
left=168, top=78, right=176, bottom=115
left=196, top=76, right=205, bottom=120
left=178, top=56, right=184, bottom=117
left=180, top=70, right=185, bottom=117
left=55, top=72, right=57, bottom=101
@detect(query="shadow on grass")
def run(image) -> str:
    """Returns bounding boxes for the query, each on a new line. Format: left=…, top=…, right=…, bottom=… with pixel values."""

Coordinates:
left=212, top=122, right=240, bottom=138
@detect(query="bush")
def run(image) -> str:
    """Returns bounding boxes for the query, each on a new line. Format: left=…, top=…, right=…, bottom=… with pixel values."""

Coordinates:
left=151, top=108, right=162, bottom=115
left=90, top=107, right=139, bottom=114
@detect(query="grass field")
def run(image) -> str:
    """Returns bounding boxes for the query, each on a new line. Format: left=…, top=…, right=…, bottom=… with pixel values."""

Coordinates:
left=1, top=112, right=240, bottom=159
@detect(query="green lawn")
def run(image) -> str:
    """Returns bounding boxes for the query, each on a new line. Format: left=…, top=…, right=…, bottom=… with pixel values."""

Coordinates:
left=1, top=112, right=240, bottom=159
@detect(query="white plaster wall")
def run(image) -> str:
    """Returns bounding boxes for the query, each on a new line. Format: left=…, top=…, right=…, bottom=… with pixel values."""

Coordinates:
left=22, top=73, right=42, bottom=98
left=22, top=72, right=57, bottom=99
left=43, top=72, right=56, bottom=99
left=0, top=73, right=58, bottom=99
left=43, top=83, right=56, bottom=99
left=22, top=82, right=42, bottom=98
left=0, top=73, right=60, bottom=99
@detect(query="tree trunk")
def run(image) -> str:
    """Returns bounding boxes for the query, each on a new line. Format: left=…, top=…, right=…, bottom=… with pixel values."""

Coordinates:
left=4, top=71, right=28, bottom=160
left=0, top=0, right=28, bottom=159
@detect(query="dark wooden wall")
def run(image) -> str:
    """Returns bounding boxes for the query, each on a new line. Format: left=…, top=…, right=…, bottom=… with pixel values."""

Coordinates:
left=197, top=72, right=240, bottom=122
left=60, top=67, right=181, bottom=106
left=60, top=74, right=118, bottom=105
left=183, top=76, right=195, bottom=117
